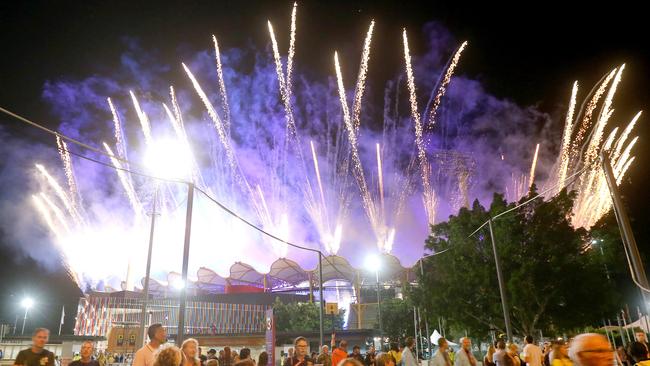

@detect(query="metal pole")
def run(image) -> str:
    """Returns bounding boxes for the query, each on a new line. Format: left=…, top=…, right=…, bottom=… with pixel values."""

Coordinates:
left=608, top=319, right=617, bottom=348
left=603, top=319, right=612, bottom=347
left=13, top=314, right=18, bottom=334
left=377, top=269, right=383, bottom=348
left=139, top=188, right=158, bottom=347
left=177, top=183, right=195, bottom=344
left=487, top=218, right=513, bottom=341
left=419, top=259, right=431, bottom=359
left=617, top=314, right=627, bottom=346
left=318, top=252, right=324, bottom=347
left=601, top=153, right=650, bottom=312
left=21, top=307, right=28, bottom=335
left=413, top=307, right=419, bottom=359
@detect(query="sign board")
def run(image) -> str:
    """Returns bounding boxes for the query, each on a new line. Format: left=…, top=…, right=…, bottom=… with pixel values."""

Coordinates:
left=265, top=308, right=275, bottom=366
left=325, top=303, right=339, bottom=315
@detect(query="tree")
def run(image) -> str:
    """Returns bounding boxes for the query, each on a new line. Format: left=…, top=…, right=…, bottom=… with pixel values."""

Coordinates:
left=379, top=297, right=416, bottom=343
left=411, top=188, right=620, bottom=338
left=273, top=298, right=345, bottom=332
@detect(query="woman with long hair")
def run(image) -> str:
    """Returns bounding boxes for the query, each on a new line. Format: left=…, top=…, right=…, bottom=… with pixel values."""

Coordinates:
left=508, top=344, right=521, bottom=366
left=551, top=342, right=572, bottom=366
left=154, top=347, right=182, bottom=366
left=221, top=347, right=233, bottom=366
left=181, top=339, right=201, bottom=366
left=484, top=345, right=496, bottom=366
left=258, top=352, right=269, bottom=366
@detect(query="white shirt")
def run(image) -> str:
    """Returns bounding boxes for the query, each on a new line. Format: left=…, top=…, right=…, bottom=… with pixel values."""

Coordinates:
left=133, top=344, right=159, bottom=366
left=523, top=344, right=542, bottom=366
left=455, top=348, right=477, bottom=366
left=401, top=348, right=418, bottom=366
left=432, top=350, right=449, bottom=366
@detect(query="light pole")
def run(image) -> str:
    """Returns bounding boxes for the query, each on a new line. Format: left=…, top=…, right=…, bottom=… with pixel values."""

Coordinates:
left=365, top=255, right=382, bottom=349
left=21, top=298, right=33, bottom=335
left=591, top=238, right=610, bottom=280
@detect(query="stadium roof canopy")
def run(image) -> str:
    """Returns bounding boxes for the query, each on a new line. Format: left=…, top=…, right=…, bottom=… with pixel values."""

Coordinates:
left=136, top=253, right=421, bottom=295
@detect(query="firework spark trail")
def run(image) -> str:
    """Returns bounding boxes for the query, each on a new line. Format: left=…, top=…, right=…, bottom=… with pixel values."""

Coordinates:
left=310, top=141, right=329, bottom=230
left=570, top=69, right=617, bottom=160
left=129, top=91, right=153, bottom=146
left=212, top=36, right=231, bottom=134
left=108, top=97, right=128, bottom=160
left=102, top=143, right=143, bottom=220
left=614, top=136, right=638, bottom=175
left=425, top=41, right=468, bottom=131
left=603, top=127, right=619, bottom=151
left=528, top=143, right=540, bottom=189
left=584, top=65, right=625, bottom=166
left=32, top=194, right=62, bottom=239
left=182, top=63, right=239, bottom=176
left=403, top=29, right=436, bottom=225
left=286, top=2, right=297, bottom=95
left=35, top=164, right=82, bottom=225
left=376, top=143, right=385, bottom=219
left=612, top=111, right=642, bottom=162
left=557, top=81, right=579, bottom=191
left=55, top=135, right=81, bottom=211
left=617, top=156, right=635, bottom=185
left=352, top=21, right=375, bottom=134
left=335, top=52, right=376, bottom=222
left=40, top=192, right=70, bottom=233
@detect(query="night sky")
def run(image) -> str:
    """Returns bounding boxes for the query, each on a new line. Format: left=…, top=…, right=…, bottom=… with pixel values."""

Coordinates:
left=1, top=1, right=649, bottom=334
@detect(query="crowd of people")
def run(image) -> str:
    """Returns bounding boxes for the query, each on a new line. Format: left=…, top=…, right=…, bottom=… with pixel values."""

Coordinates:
left=11, top=326, right=650, bottom=366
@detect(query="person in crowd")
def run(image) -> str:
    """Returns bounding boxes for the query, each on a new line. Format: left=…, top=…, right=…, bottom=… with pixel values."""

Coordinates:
left=338, top=359, right=363, bottom=366
left=401, top=338, right=418, bottom=366
left=311, top=353, right=318, bottom=361
left=69, top=340, right=99, bottom=366
left=331, top=340, right=349, bottom=366
left=207, top=360, right=220, bottom=366
left=433, top=338, right=452, bottom=366
left=258, top=352, right=268, bottom=366
left=134, top=324, right=167, bottom=366
left=13, top=328, right=55, bottom=366
left=375, top=353, right=395, bottom=366
left=365, top=346, right=377, bottom=366
left=567, top=333, right=613, bottom=366
left=388, top=344, right=401, bottom=366
left=450, top=348, right=456, bottom=365
left=285, top=337, right=311, bottom=366
left=635, top=331, right=650, bottom=357
left=456, top=337, right=478, bottom=366
left=493, top=340, right=512, bottom=366
left=97, top=351, right=106, bottom=366
left=350, top=346, right=364, bottom=364
left=484, top=345, right=496, bottom=366
left=235, top=348, right=254, bottom=366
left=318, top=346, right=332, bottom=366
left=523, top=336, right=543, bottom=366
left=221, top=347, right=233, bottom=366
left=627, top=342, right=650, bottom=366
left=542, top=343, right=552, bottom=366
left=198, top=348, right=208, bottom=366
left=181, top=338, right=201, bottom=366
left=207, top=350, right=217, bottom=361
left=508, top=344, right=521, bottom=366
left=617, top=346, right=630, bottom=366
left=233, top=350, right=241, bottom=363
left=153, top=347, right=181, bottom=366
left=550, top=341, right=571, bottom=366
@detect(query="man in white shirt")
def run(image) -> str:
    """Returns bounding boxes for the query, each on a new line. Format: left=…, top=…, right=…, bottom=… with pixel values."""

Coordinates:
left=133, top=324, right=167, bottom=366
left=432, top=338, right=451, bottom=366
left=523, top=336, right=543, bottom=366
left=401, top=337, right=418, bottom=366
left=455, top=337, right=478, bottom=366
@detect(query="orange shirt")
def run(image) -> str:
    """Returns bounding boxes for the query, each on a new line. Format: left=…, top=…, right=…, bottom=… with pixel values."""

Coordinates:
left=331, top=348, right=348, bottom=366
